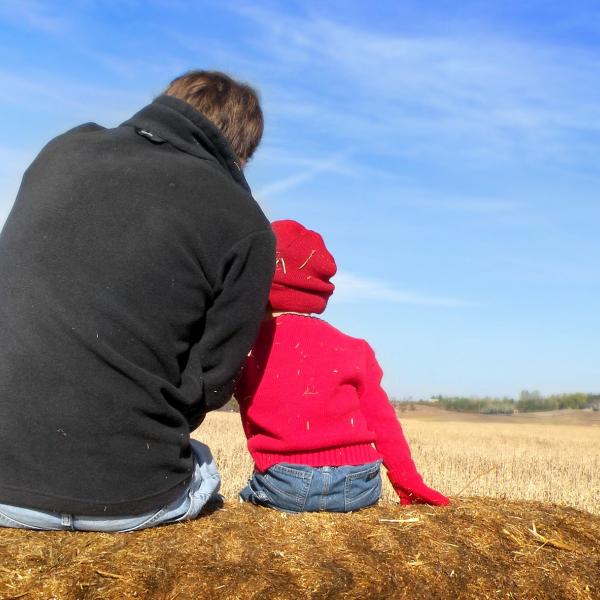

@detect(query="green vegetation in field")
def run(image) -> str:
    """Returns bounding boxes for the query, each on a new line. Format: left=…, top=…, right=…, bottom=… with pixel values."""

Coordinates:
left=431, top=391, right=600, bottom=414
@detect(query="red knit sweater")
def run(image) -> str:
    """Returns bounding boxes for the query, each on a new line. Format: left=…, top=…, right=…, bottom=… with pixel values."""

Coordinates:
left=235, top=314, right=420, bottom=490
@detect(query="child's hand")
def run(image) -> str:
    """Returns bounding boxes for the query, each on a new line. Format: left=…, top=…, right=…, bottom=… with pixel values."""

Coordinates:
left=394, top=481, right=450, bottom=506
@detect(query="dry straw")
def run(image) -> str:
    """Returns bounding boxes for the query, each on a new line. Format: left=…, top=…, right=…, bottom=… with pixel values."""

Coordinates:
left=2, top=410, right=599, bottom=598
left=0, top=498, right=599, bottom=599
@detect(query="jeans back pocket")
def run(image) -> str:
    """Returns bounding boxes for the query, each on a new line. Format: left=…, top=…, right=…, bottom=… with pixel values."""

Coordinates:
left=260, top=464, right=313, bottom=512
left=343, top=461, right=382, bottom=512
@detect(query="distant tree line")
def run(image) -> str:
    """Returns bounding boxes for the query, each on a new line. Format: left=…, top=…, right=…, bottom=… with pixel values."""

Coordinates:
left=432, top=391, right=600, bottom=414
left=222, top=393, right=600, bottom=415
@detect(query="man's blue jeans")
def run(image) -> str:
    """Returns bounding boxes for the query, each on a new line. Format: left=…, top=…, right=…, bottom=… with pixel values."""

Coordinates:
left=0, top=440, right=221, bottom=532
left=240, top=460, right=382, bottom=513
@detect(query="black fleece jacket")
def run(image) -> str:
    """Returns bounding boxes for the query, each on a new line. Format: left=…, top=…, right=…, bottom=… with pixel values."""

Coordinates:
left=0, top=95, right=275, bottom=515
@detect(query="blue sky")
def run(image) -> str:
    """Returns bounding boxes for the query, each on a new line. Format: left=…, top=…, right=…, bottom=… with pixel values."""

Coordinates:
left=1, top=0, right=598, bottom=398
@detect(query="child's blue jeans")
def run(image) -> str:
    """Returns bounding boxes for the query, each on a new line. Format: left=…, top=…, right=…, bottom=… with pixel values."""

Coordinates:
left=240, top=460, right=382, bottom=513
left=0, top=440, right=221, bottom=532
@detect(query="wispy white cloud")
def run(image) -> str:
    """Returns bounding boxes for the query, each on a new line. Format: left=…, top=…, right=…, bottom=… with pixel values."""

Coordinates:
left=385, top=191, right=557, bottom=230
left=440, top=199, right=520, bottom=215
left=0, top=0, right=70, bottom=34
left=256, top=147, right=355, bottom=174
left=224, top=3, right=600, bottom=166
left=393, top=194, right=522, bottom=215
left=0, top=144, right=34, bottom=165
left=0, top=69, right=146, bottom=125
left=332, top=271, right=469, bottom=307
left=0, top=145, right=35, bottom=224
left=254, top=152, right=351, bottom=199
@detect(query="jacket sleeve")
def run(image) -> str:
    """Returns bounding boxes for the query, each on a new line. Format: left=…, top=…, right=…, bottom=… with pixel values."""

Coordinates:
left=357, top=342, right=449, bottom=505
left=178, top=229, right=275, bottom=430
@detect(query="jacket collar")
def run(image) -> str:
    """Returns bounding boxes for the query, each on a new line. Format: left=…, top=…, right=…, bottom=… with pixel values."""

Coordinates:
left=121, top=95, right=250, bottom=192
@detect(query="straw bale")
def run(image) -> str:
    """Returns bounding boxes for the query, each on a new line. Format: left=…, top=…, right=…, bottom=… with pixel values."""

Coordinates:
left=0, top=497, right=598, bottom=599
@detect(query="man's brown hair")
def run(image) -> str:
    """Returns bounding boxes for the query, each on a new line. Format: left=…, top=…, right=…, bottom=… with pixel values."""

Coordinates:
left=165, top=70, right=263, bottom=163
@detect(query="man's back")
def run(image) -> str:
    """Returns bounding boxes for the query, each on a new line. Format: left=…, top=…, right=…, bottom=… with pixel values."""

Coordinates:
left=0, top=95, right=274, bottom=515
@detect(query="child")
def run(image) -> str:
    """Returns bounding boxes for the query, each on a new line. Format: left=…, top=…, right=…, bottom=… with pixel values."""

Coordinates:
left=235, top=220, right=449, bottom=512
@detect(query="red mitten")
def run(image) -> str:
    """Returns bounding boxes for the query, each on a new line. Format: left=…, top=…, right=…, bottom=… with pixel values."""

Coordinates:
left=390, top=468, right=450, bottom=506
left=394, top=487, right=413, bottom=505
left=394, top=479, right=450, bottom=506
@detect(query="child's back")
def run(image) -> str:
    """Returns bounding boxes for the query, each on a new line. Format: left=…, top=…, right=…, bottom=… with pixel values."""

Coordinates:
left=236, top=220, right=449, bottom=512
left=238, top=313, right=383, bottom=471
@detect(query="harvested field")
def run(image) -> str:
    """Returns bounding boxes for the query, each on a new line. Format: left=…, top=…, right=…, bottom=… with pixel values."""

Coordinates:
left=200, top=411, right=600, bottom=515
left=2, top=409, right=599, bottom=599
left=0, top=497, right=598, bottom=599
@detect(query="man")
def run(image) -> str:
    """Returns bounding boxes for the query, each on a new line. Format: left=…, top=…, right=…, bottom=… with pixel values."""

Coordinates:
left=0, top=71, right=275, bottom=531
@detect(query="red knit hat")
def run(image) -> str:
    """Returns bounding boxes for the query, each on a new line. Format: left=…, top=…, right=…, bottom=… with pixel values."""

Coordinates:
left=269, top=220, right=337, bottom=314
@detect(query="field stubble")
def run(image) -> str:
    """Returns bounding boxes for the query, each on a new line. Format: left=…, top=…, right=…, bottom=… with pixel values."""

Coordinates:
left=196, top=410, right=600, bottom=515
left=1, top=409, right=598, bottom=599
